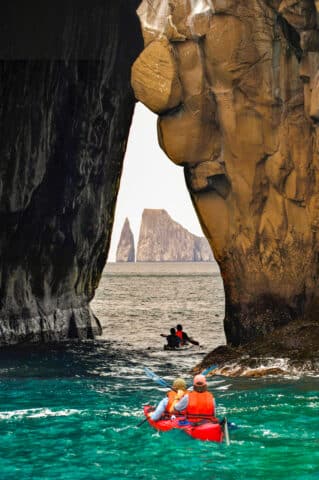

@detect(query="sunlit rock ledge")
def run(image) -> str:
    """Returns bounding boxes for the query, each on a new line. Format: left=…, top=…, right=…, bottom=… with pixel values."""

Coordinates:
left=194, top=319, right=319, bottom=377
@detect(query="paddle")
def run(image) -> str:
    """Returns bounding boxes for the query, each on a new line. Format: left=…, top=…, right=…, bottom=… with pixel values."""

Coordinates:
left=195, top=364, right=218, bottom=378
left=140, top=365, right=218, bottom=426
left=143, top=365, right=218, bottom=391
left=137, top=417, right=149, bottom=428
left=141, top=366, right=236, bottom=434
left=144, top=367, right=172, bottom=389
left=222, top=417, right=230, bottom=446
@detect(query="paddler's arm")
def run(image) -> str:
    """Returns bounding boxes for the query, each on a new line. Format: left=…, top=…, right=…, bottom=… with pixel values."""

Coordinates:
left=184, top=333, right=200, bottom=346
left=170, top=393, right=189, bottom=413
left=148, top=397, right=168, bottom=421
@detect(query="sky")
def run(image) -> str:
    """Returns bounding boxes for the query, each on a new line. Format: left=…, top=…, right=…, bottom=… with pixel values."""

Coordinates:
left=107, top=103, right=204, bottom=261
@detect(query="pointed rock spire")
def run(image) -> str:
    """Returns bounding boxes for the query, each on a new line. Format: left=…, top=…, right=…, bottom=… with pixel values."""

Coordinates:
left=116, top=218, right=135, bottom=262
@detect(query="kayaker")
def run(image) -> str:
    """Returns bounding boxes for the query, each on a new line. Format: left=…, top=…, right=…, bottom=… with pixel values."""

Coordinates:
left=172, top=374, right=216, bottom=422
left=147, top=378, right=187, bottom=421
left=176, top=324, right=200, bottom=347
left=160, top=328, right=181, bottom=349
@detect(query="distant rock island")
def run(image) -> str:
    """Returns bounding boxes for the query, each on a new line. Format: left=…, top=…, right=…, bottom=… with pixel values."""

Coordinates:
left=116, top=218, right=135, bottom=262
left=134, top=209, right=214, bottom=262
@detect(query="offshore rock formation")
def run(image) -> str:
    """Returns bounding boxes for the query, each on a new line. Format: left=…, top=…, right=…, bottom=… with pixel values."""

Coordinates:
left=0, top=1, right=143, bottom=345
left=136, top=209, right=214, bottom=261
left=132, top=0, right=319, bottom=351
left=194, top=236, right=213, bottom=262
left=116, top=218, right=135, bottom=262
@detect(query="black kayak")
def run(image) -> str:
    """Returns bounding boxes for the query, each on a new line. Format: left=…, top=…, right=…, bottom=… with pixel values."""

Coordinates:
left=163, top=344, right=192, bottom=351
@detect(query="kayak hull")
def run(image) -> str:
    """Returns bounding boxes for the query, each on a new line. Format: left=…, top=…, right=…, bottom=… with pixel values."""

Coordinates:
left=182, top=421, right=223, bottom=442
left=143, top=406, right=223, bottom=442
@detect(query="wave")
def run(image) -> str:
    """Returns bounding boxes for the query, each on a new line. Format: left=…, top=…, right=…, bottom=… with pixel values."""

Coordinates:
left=210, top=357, right=319, bottom=378
left=0, top=407, right=84, bottom=420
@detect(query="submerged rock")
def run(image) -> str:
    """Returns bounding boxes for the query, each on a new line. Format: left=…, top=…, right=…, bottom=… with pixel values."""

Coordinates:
left=132, top=0, right=319, bottom=359
left=136, top=208, right=214, bottom=261
left=116, top=218, right=135, bottom=262
left=0, top=1, right=143, bottom=345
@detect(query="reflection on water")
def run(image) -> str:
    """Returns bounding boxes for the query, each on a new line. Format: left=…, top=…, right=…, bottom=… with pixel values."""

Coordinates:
left=92, top=262, right=226, bottom=358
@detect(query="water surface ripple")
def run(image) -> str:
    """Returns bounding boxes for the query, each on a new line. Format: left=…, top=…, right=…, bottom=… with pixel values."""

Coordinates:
left=0, top=263, right=318, bottom=479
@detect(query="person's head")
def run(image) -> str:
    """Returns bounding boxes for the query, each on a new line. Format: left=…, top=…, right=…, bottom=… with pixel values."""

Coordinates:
left=176, top=324, right=183, bottom=331
left=170, top=327, right=176, bottom=335
left=172, top=378, right=187, bottom=391
left=193, top=374, right=207, bottom=392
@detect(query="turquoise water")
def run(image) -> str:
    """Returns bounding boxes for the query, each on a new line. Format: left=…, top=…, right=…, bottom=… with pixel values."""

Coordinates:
left=0, top=344, right=318, bottom=479
left=1, top=263, right=319, bottom=479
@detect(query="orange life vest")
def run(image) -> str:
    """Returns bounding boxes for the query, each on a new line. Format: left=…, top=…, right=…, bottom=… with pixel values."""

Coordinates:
left=166, top=390, right=187, bottom=415
left=186, top=391, right=215, bottom=422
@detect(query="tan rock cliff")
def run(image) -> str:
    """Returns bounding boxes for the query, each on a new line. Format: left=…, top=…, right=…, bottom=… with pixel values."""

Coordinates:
left=132, top=0, right=319, bottom=348
left=136, top=209, right=214, bottom=261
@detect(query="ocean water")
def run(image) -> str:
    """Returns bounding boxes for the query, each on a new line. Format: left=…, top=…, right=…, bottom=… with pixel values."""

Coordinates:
left=0, top=263, right=318, bottom=480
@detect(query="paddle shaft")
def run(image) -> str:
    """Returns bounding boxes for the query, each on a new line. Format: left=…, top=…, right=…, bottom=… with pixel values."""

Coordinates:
left=137, top=417, right=149, bottom=428
left=223, top=417, right=230, bottom=445
left=141, top=366, right=235, bottom=431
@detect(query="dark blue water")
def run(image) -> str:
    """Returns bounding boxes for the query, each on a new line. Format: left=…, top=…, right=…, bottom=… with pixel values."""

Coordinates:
left=1, top=263, right=318, bottom=479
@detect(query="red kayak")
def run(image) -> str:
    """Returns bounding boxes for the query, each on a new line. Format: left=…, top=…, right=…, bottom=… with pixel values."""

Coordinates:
left=143, top=405, right=223, bottom=442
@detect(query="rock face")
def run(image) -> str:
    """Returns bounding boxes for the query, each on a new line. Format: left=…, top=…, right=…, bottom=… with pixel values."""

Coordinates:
left=136, top=209, right=214, bottom=261
left=116, top=218, right=135, bottom=262
left=0, top=1, right=143, bottom=345
left=132, top=1, right=319, bottom=347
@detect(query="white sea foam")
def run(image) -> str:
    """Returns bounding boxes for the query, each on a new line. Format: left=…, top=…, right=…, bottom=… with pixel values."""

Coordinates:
left=261, top=429, right=280, bottom=438
left=215, top=357, right=319, bottom=378
left=113, top=426, right=132, bottom=432
left=0, top=408, right=82, bottom=420
left=215, top=384, right=231, bottom=391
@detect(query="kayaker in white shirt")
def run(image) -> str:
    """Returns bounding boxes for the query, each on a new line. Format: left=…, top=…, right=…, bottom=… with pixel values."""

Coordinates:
left=148, top=378, right=187, bottom=421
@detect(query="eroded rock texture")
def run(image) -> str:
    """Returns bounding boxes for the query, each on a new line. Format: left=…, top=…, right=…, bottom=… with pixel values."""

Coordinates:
left=116, top=218, right=135, bottom=262
left=0, top=1, right=143, bottom=345
left=136, top=209, right=214, bottom=261
left=132, top=0, right=319, bottom=347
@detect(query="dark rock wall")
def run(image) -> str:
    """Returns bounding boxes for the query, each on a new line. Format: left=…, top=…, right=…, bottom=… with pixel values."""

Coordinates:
left=0, top=1, right=143, bottom=345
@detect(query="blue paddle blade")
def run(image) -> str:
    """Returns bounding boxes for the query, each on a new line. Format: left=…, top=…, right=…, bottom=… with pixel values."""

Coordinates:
left=201, top=365, right=218, bottom=376
left=227, top=422, right=239, bottom=431
left=187, top=365, right=218, bottom=390
left=144, top=367, right=170, bottom=388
